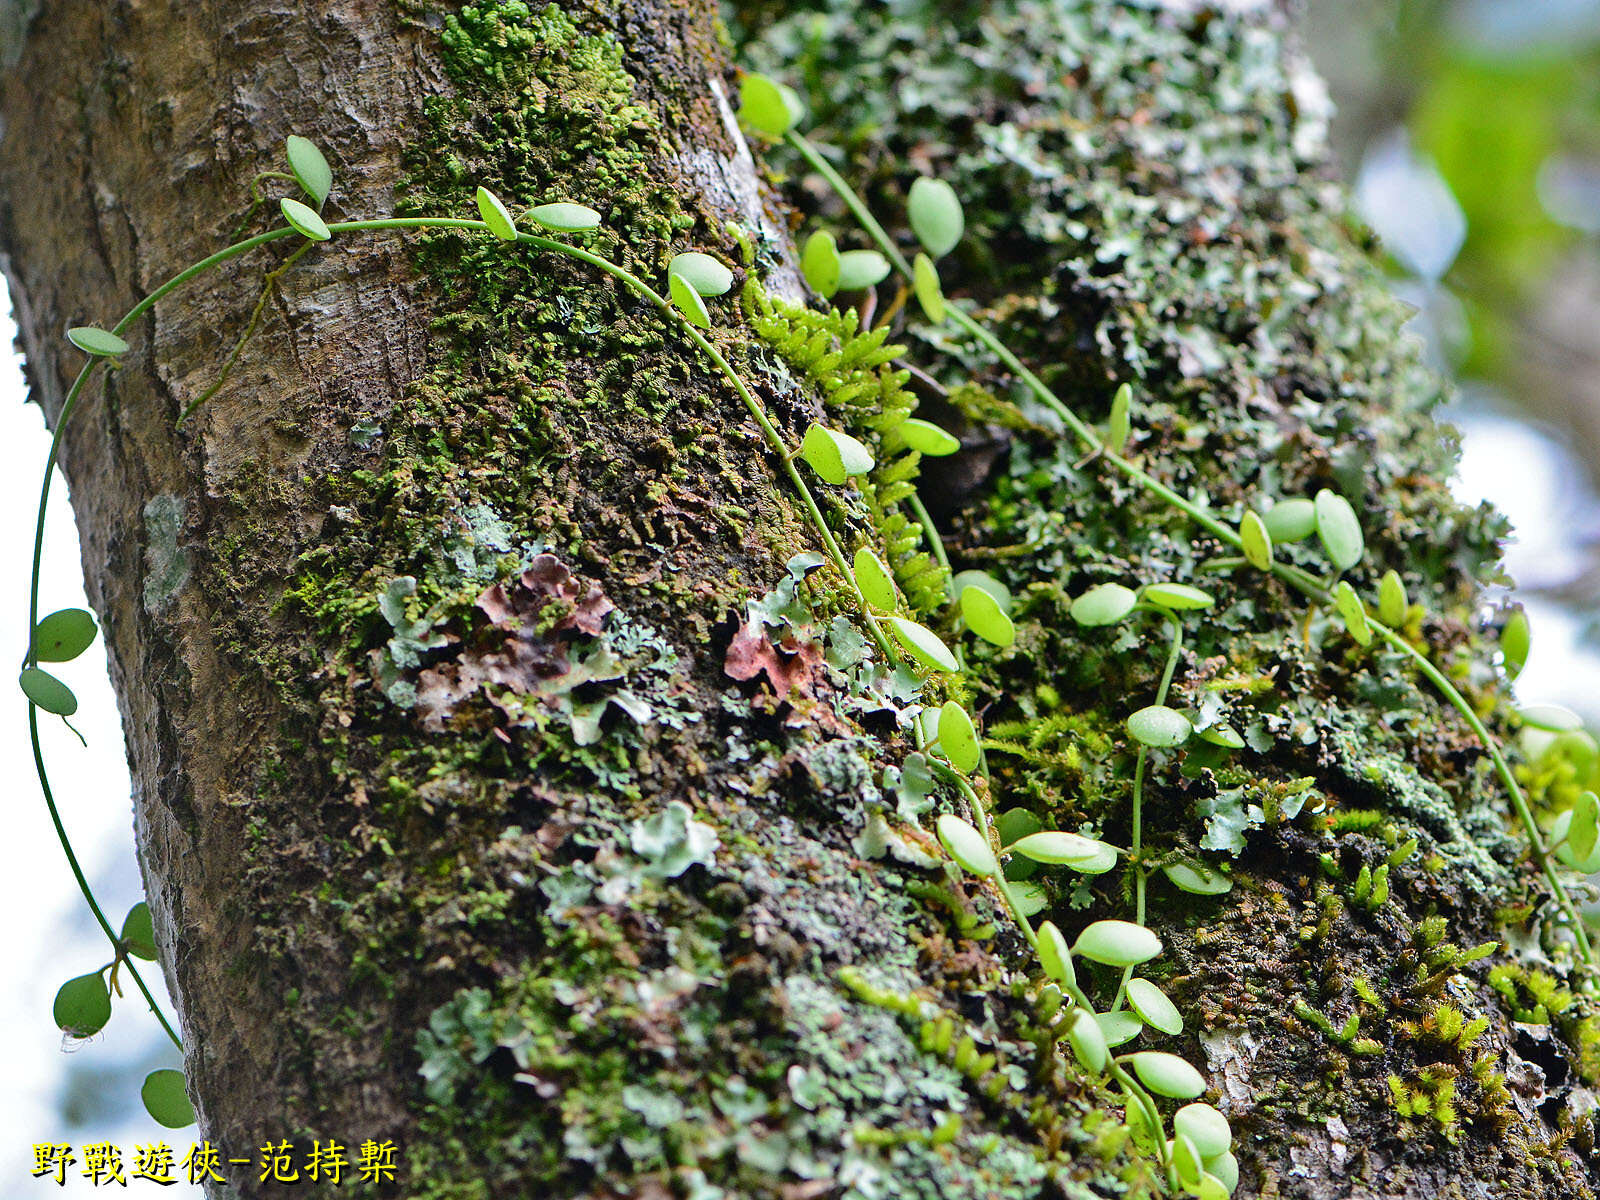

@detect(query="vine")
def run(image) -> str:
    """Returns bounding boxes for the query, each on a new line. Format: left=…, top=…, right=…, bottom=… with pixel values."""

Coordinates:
left=14, top=61, right=1596, bottom=1198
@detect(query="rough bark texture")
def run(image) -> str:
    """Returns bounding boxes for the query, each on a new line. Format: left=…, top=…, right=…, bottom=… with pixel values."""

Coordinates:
left=3, top=1, right=1599, bottom=1198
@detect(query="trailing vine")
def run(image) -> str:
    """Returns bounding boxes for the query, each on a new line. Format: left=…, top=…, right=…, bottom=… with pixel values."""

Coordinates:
left=15, top=59, right=1598, bottom=1199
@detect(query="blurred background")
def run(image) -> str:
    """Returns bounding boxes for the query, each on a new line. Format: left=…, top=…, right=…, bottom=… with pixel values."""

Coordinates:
left=2, top=0, right=1597, bottom=1192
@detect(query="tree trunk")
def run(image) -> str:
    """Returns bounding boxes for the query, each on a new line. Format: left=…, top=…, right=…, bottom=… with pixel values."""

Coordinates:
left=2, top=1, right=1596, bottom=1198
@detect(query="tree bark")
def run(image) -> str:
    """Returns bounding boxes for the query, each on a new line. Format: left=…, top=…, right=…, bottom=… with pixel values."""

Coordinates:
left=2, top=1, right=1597, bottom=1198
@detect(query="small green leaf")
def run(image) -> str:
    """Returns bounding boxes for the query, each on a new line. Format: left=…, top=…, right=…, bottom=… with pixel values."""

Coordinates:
left=474, top=186, right=518, bottom=241
left=800, top=424, right=874, bottom=485
left=121, top=902, right=158, bottom=961
left=936, top=813, right=997, bottom=877
left=1129, top=1051, right=1206, bottom=1099
left=895, top=417, right=959, bottom=456
left=1126, top=978, right=1183, bottom=1036
left=1097, top=1009, right=1144, bottom=1048
left=20, top=667, right=77, bottom=716
left=950, top=570, right=1011, bottom=614
left=1127, top=705, right=1192, bottom=748
left=1520, top=703, right=1582, bottom=732
left=1036, top=920, right=1075, bottom=987
left=280, top=196, right=330, bottom=241
left=1206, top=1151, right=1240, bottom=1196
left=1107, top=383, right=1131, bottom=453
left=1012, top=881, right=1048, bottom=917
left=67, top=326, right=129, bottom=356
left=668, top=272, right=712, bottom=329
left=1073, top=919, right=1162, bottom=966
left=836, top=249, right=890, bottom=290
left=1262, top=497, right=1318, bottom=543
left=1197, top=723, right=1245, bottom=750
left=1174, top=1102, right=1231, bottom=1159
left=888, top=616, right=959, bottom=673
left=285, top=135, right=333, bottom=207
left=1331, top=581, right=1371, bottom=646
left=800, top=231, right=841, bottom=297
left=1142, top=582, right=1214, bottom=611
left=1376, top=570, right=1407, bottom=626
left=910, top=252, right=946, bottom=323
left=668, top=251, right=734, bottom=297
left=1163, top=860, right=1233, bottom=896
left=1071, top=582, right=1137, bottom=626
left=1554, top=806, right=1600, bottom=872
left=54, top=972, right=111, bottom=1038
left=1173, top=1133, right=1203, bottom=1189
left=1240, top=511, right=1273, bottom=571
left=1501, top=609, right=1531, bottom=680
left=1314, top=489, right=1364, bottom=572
left=33, top=608, right=97, bottom=662
left=141, top=1069, right=196, bottom=1129
left=854, top=547, right=898, bottom=610
left=1009, top=831, right=1116, bottom=874
left=908, top=176, right=964, bottom=257
left=1569, top=791, right=1599, bottom=863
left=1067, top=1009, right=1108, bottom=1073
left=937, top=701, right=981, bottom=773
left=739, top=72, right=802, bottom=138
left=526, top=202, right=601, bottom=232
left=958, top=584, right=1016, bottom=647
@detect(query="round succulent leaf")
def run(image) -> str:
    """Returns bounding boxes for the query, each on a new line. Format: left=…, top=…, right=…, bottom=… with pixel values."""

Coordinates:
left=1163, top=861, right=1233, bottom=896
left=1240, top=511, right=1273, bottom=571
left=1009, top=831, right=1116, bottom=874
left=1520, top=703, right=1582, bottom=732
left=1569, top=791, right=1599, bottom=863
left=141, top=1069, right=196, bottom=1129
left=1550, top=809, right=1600, bottom=871
left=1196, top=1174, right=1231, bottom=1200
left=1262, top=497, right=1318, bottom=542
left=1174, top=1102, right=1232, bottom=1159
left=1071, top=582, right=1137, bottom=626
left=668, top=251, right=734, bottom=297
left=526, top=202, right=601, bottom=232
left=285, top=135, right=333, bottom=207
left=1097, top=1009, right=1144, bottom=1048
left=1011, top=880, right=1048, bottom=917
left=853, top=547, right=898, bottom=610
left=800, top=424, right=873, bottom=485
left=1036, top=920, right=1075, bottom=987
left=1141, top=582, right=1214, bottom=611
left=937, top=701, right=981, bottom=774
left=887, top=616, right=959, bottom=673
left=994, top=806, right=1042, bottom=846
left=279, top=197, right=331, bottom=241
left=54, top=972, right=111, bottom=1037
left=1127, top=705, right=1192, bottom=748
left=1501, top=609, right=1531, bottom=679
left=896, top=417, right=959, bottom=456
left=1332, top=581, right=1371, bottom=646
left=907, top=176, right=964, bottom=257
left=1067, top=1009, right=1108, bottom=1073
left=1205, top=1151, right=1239, bottom=1195
left=20, top=666, right=77, bottom=716
left=1314, top=488, right=1365, bottom=572
left=1126, top=978, right=1183, bottom=1036
left=1377, top=569, right=1408, bottom=626
left=120, top=902, right=158, bottom=961
left=33, top=608, right=97, bottom=662
left=1107, top=383, right=1131, bottom=452
left=474, top=186, right=518, bottom=241
left=800, top=230, right=841, bottom=297
left=950, top=570, right=1012, bottom=614
left=911, top=252, right=946, bottom=323
left=1173, top=1132, right=1203, bottom=1189
left=958, top=584, right=1016, bottom=648
left=1129, top=1051, right=1207, bottom=1099
left=668, top=272, right=712, bottom=329
left=739, top=72, right=801, bottom=137
left=66, top=326, right=129, bottom=357
left=835, top=249, right=891, bottom=290
left=1197, top=723, right=1245, bottom=750
left=935, top=814, right=997, bottom=877
left=1073, top=919, right=1162, bottom=966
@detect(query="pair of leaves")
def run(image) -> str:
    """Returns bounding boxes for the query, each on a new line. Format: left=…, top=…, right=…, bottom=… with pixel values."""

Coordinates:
left=1071, top=580, right=1213, bottom=625
left=799, top=231, right=890, bottom=298
left=21, top=607, right=100, bottom=716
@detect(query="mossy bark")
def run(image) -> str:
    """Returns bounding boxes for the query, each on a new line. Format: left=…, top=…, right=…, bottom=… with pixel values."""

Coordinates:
left=1, top=1, right=1595, bottom=1198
